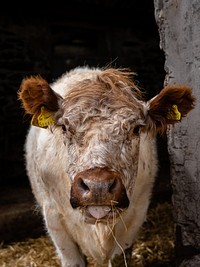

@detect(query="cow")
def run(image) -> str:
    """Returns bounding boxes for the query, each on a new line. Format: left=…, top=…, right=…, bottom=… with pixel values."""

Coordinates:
left=18, top=66, right=195, bottom=267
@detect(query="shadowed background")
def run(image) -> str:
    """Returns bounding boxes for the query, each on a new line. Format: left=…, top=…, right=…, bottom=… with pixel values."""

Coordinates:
left=0, top=0, right=170, bottom=245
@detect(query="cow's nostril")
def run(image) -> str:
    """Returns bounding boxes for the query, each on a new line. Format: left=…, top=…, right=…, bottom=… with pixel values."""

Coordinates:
left=108, top=178, right=118, bottom=193
left=78, top=178, right=90, bottom=192
left=71, top=168, right=129, bottom=209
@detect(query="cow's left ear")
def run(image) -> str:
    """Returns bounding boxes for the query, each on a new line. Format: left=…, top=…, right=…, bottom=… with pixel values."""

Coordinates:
left=147, top=85, right=196, bottom=134
left=18, top=76, right=63, bottom=128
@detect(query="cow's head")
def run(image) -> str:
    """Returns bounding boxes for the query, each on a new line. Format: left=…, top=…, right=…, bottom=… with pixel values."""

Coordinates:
left=18, top=68, right=195, bottom=224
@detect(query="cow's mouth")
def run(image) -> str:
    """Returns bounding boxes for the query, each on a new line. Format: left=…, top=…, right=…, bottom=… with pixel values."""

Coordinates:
left=80, top=205, right=124, bottom=224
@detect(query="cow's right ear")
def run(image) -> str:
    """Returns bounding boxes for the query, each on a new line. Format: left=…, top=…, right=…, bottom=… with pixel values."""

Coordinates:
left=18, top=76, right=63, bottom=128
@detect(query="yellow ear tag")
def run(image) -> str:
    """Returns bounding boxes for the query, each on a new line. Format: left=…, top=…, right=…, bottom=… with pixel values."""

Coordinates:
left=167, top=104, right=181, bottom=121
left=31, top=106, right=55, bottom=128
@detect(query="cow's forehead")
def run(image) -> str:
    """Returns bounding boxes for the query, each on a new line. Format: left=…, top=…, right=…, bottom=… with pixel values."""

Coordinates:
left=58, top=69, right=143, bottom=106
left=60, top=84, right=144, bottom=118
left=59, top=100, right=145, bottom=127
left=54, top=69, right=146, bottom=131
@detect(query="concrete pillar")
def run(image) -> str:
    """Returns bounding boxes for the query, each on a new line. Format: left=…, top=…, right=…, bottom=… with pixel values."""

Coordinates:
left=154, top=0, right=200, bottom=266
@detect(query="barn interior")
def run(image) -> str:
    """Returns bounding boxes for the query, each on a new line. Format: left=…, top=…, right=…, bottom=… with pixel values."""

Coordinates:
left=0, top=0, right=173, bottom=265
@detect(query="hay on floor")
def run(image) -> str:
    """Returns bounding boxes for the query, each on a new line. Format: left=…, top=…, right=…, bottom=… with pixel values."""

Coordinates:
left=0, top=202, right=175, bottom=267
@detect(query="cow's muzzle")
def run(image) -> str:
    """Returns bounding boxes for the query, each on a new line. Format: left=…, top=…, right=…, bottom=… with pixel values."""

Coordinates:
left=70, top=167, right=129, bottom=222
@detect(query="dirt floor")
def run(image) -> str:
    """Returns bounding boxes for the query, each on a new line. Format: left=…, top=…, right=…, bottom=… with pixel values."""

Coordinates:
left=0, top=202, right=175, bottom=267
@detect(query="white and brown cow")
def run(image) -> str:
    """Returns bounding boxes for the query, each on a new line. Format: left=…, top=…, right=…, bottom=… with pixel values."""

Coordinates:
left=18, top=66, right=195, bottom=267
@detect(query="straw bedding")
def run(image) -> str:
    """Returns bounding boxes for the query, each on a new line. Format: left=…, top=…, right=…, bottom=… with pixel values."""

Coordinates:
left=0, top=202, right=175, bottom=267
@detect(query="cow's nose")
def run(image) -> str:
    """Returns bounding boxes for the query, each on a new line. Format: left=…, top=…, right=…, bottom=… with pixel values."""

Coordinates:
left=76, top=174, right=120, bottom=197
left=70, top=167, right=129, bottom=209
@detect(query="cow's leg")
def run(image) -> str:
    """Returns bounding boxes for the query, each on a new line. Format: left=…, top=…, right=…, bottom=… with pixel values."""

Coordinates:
left=110, top=246, right=133, bottom=267
left=43, top=204, right=86, bottom=267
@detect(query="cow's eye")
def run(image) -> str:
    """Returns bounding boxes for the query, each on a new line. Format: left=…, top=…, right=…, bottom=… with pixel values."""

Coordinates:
left=132, top=125, right=140, bottom=136
left=128, top=125, right=141, bottom=140
left=61, top=125, right=67, bottom=132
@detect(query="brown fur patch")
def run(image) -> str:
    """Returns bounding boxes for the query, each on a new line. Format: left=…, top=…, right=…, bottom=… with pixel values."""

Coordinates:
left=149, top=85, right=196, bottom=134
left=61, top=68, right=143, bottom=114
left=18, top=76, right=62, bottom=115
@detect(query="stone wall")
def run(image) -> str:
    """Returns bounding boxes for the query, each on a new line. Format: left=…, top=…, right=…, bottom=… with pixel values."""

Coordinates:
left=154, top=0, right=200, bottom=265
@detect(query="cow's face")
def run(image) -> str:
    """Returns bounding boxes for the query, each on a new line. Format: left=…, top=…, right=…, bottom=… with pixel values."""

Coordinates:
left=18, top=68, right=195, bottom=224
left=56, top=95, right=146, bottom=223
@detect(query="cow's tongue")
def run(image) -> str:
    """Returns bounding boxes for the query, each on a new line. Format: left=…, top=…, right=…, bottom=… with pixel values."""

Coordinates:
left=87, top=206, right=111, bottom=219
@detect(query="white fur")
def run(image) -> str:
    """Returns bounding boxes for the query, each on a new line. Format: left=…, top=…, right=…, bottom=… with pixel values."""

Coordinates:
left=24, top=67, right=158, bottom=267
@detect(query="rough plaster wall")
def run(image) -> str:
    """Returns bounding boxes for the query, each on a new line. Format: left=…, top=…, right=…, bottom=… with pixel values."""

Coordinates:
left=154, top=0, right=200, bottom=266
